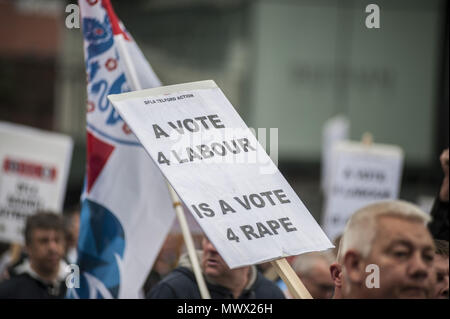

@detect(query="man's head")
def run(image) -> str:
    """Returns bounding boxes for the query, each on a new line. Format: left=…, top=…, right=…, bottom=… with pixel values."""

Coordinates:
left=431, top=239, right=449, bottom=299
left=339, top=200, right=435, bottom=299
left=201, top=237, right=249, bottom=286
left=292, top=251, right=334, bottom=299
left=24, top=212, right=66, bottom=279
left=201, top=236, right=233, bottom=279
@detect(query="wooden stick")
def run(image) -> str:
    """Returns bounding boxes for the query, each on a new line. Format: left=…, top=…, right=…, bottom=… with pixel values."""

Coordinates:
left=167, top=185, right=211, bottom=299
left=361, top=132, right=373, bottom=146
left=271, top=258, right=313, bottom=299
left=10, top=243, right=22, bottom=265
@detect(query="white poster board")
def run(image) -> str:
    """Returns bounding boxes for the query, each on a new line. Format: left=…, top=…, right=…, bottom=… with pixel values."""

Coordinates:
left=322, top=141, right=404, bottom=240
left=109, top=80, right=333, bottom=269
left=0, top=122, right=73, bottom=244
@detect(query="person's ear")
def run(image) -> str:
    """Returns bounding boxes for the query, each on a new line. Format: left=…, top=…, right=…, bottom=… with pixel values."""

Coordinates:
left=286, top=255, right=296, bottom=264
left=342, top=250, right=365, bottom=285
left=330, top=262, right=342, bottom=288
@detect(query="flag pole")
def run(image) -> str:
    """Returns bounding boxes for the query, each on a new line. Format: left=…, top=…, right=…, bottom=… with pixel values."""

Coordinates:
left=115, top=35, right=211, bottom=299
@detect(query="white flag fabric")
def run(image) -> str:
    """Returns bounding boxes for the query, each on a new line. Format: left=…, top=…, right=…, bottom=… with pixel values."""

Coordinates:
left=68, top=0, right=175, bottom=299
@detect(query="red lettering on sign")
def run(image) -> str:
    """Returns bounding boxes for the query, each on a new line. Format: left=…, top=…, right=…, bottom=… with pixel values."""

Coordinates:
left=3, top=158, right=57, bottom=182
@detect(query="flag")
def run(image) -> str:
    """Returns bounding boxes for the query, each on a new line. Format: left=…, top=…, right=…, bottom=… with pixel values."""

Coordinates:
left=68, top=0, right=175, bottom=299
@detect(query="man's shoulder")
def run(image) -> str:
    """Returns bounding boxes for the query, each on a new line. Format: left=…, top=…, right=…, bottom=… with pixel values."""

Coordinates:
left=251, top=272, right=286, bottom=299
left=0, top=273, right=34, bottom=287
left=0, top=274, right=40, bottom=298
left=160, top=266, right=196, bottom=285
left=0, top=273, right=66, bottom=299
left=147, top=267, right=200, bottom=299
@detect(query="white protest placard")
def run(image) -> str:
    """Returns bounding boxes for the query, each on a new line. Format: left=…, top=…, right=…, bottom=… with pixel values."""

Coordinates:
left=322, top=140, right=404, bottom=240
left=321, top=115, right=349, bottom=193
left=109, top=80, right=333, bottom=269
left=0, top=122, right=73, bottom=244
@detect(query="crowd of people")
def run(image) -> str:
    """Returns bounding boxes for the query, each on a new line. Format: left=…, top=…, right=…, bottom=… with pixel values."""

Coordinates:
left=0, top=149, right=447, bottom=299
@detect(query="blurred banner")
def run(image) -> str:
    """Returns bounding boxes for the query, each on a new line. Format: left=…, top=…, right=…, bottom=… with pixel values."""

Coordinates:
left=0, top=121, right=73, bottom=244
left=322, top=140, right=404, bottom=240
left=67, top=0, right=174, bottom=299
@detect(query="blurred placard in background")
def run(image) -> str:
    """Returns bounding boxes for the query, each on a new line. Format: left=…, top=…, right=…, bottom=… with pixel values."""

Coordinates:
left=0, top=122, right=73, bottom=244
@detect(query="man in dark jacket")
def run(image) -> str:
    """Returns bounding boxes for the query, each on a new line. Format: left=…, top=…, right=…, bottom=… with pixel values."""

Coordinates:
left=0, top=212, right=68, bottom=298
left=147, top=237, right=285, bottom=299
left=429, top=148, right=449, bottom=240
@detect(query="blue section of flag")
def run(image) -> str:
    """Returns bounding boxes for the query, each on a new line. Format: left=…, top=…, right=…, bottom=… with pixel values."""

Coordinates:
left=83, top=15, right=114, bottom=64
left=71, top=199, right=125, bottom=298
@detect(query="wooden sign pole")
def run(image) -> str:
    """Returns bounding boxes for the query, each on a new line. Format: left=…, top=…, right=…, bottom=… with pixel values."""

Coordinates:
left=10, top=243, right=22, bottom=265
left=271, top=258, right=313, bottom=299
left=361, top=132, right=373, bottom=146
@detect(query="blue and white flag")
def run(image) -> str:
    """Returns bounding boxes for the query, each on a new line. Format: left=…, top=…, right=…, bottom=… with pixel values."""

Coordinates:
left=68, top=0, right=175, bottom=299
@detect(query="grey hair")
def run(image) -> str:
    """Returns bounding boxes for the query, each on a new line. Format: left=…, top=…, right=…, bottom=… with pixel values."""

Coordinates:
left=337, top=200, right=431, bottom=262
